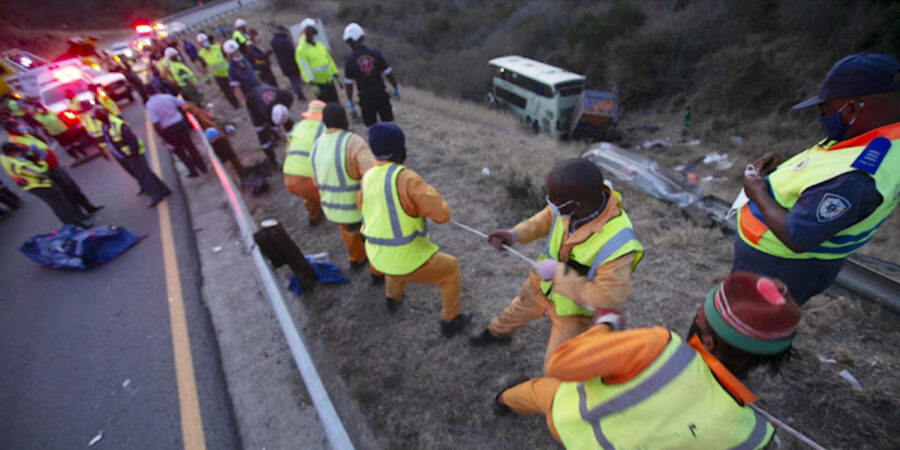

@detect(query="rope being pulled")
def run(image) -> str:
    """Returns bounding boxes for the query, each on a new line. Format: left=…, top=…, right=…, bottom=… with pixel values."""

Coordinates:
left=448, top=219, right=826, bottom=450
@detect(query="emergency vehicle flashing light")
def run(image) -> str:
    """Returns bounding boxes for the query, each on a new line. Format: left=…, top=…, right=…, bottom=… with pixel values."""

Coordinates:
left=53, top=66, right=82, bottom=83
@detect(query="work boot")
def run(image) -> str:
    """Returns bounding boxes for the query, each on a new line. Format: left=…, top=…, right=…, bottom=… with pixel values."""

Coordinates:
left=74, top=221, right=94, bottom=229
left=350, top=258, right=368, bottom=271
left=385, top=296, right=401, bottom=313
left=469, top=328, right=512, bottom=346
left=371, top=274, right=385, bottom=285
left=86, top=204, right=104, bottom=214
left=441, top=312, right=473, bottom=338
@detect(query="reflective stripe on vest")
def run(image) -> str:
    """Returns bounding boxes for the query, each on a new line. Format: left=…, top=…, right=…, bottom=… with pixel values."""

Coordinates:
left=106, top=116, right=144, bottom=158
left=738, top=128, right=900, bottom=260
left=553, top=333, right=772, bottom=450
left=0, top=155, right=50, bottom=190
left=361, top=164, right=439, bottom=275
left=283, top=120, right=324, bottom=177
left=310, top=131, right=362, bottom=223
left=539, top=193, right=643, bottom=317
left=296, top=41, right=334, bottom=84
left=199, top=45, right=229, bottom=77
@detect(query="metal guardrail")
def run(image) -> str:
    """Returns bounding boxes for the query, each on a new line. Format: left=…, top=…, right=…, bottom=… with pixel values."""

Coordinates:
left=185, top=113, right=355, bottom=450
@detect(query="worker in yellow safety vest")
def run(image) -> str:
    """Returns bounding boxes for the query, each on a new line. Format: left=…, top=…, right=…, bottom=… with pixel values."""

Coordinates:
left=295, top=22, right=340, bottom=103
left=30, top=104, right=68, bottom=141
left=735, top=53, right=900, bottom=305
left=165, top=47, right=203, bottom=105
left=357, top=122, right=473, bottom=337
left=283, top=100, right=326, bottom=225
left=470, top=158, right=643, bottom=374
left=196, top=33, right=240, bottom=108
left=232, top=18, right=249, bottom=49
left=92, top=85, right=120, bottom=116
left=496, top=271, right=799, bottom=450
left=309, top=103, right=379, bottom=278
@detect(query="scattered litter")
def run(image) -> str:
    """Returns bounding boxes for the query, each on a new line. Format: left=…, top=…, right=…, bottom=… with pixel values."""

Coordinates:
left=641, top=139, right=669, bottom=149
left=817, top=355, right=837, bottom=364
left=773, top=434, right=782, bottom=447
left=122, top=378, right=131, bottom=388
left=702, top=152, right=729, bottom=164
left=205, top=102, right=215, bottom=110
left=730, top=135, right=744, bottom=145
left=88, top=431, right=103, bottom=446
left=224, top=124, right=236, bottom=135
left=480, top=167, right=491, bottom=176
left=688, top=139, right=701, bottom=146
left=306, top=252, right=330, bottom=264
left=838, top=369, right=863, bottom=391
left=212, top=246, right=223, bottom=253
left=702, top=176, right=725, bottom=182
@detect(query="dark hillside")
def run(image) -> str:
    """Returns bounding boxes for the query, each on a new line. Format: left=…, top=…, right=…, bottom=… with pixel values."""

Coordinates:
left=0, top=0, right=197, bottom=29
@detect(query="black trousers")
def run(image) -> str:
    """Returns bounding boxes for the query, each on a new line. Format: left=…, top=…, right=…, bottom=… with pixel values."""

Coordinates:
left=314, top=81, right=339, bottom=103
left=47, top=167, right=93, bottom=215
left=211, top=138, right=245, bottom=174
left=214, top=76, right=240, bottom=108
left=28, top=185, right=85, bottom=225
left=0, top=182, right=22, bottom=209
left=121, top=155, right=170, bottom=202
left=257, top=65, right=278, bottom=87
left=359, top=91, right=394, bottom=127
left=160, top=121, right=207, bottom=176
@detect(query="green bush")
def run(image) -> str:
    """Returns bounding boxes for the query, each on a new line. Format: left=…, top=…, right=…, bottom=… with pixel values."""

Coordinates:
left=567, top=3, right=646, bottom=52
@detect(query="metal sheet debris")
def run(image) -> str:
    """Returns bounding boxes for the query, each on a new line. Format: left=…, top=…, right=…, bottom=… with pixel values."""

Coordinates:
left=88, top=431, right=103, bottom=446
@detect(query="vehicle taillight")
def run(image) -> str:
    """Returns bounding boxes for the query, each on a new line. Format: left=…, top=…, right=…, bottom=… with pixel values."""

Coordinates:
left=62, top=110, right=77, bottom=122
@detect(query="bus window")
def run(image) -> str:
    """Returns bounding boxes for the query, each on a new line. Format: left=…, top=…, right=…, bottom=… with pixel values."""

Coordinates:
left=557, top=81, right=584, bottom=97
left=495, top=86, right=527, bottom=109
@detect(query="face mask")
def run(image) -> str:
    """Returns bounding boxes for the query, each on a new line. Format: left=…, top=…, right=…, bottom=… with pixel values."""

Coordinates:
left=233, top=54, right=244, bottom=63
left=546, top=195, right=580, bottom=219
left=819, top=101, right=861, bottom=142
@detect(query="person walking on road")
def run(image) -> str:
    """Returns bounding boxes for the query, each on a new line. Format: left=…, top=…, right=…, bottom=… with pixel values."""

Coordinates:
left=166, top=47, right=203, bottom=105
left=271, top=25, right=306, bottom=102
left=1, top=142, right=92, bottom=227
left=247, top=29, right=278, bottom=87
left=496, top=271, right=798, bottom=449
left=342, top=23, right=401, bottom=127
left=145, top=84, right=208, bottom=177
left=734, top=53, right=900, bottom=305
left=358, top=122, right=472, bottom=337
left=309, top=103, right=378, bottom=277
left=283, top=100, right=326, bottom=225
left=470, top=158, right=644, bottom=374
left=94, top=108, right=171, bottom=208
left=196, top=34, right=240, bottom=109
left=295, top=23, right=340, bottom=103
left=246, top=83, right=294, bottom=166
left=5, top=121, right=102, bottom=217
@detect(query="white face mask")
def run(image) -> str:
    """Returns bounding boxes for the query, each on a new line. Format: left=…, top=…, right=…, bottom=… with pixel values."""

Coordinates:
left=232, top=54, right=244, bottom=62
left=546, top=195, right=580, bottom=219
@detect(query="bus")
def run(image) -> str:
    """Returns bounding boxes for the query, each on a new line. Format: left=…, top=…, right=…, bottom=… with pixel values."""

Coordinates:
left=488, top=55, right=585, bottom=138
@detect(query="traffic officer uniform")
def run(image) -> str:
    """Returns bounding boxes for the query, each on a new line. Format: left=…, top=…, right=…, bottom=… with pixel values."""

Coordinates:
left=103, top=115, right=171, bottom=207
left=283, top=101, right=326, bottom=224
left=477, top=187, right=643, bottom=373
left=198, top=42, right=240, bottom=108
left=309, top=125, right=376, bottom=271
left=295, top=35, right=339, bottom=103
left=344, top=44, right=394, bottom=126
left=1, top=145, right=88, bottom=226
left=169, top=58, right=203, bottom=105
left=357, top=123, right=471, bottom=336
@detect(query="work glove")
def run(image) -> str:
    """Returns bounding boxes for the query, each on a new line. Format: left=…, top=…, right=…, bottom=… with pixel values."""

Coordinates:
left=487, top=229, right=517, bottom=251
left=532, top=259, right=559, bottom=281
left=348, top=100, right=359, bottom=121
left=592, top=309, right=624, bottom=331
left=394, top=87, right=401, bottom=100
left=348, top=100, right=354, bottom=111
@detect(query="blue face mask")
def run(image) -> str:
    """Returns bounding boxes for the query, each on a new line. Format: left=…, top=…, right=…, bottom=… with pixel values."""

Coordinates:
left=819, top=102, right=861, bottom=142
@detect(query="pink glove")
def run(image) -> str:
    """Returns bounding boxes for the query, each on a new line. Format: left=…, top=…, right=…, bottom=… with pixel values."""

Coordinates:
left=533, top=259, right=559, bottom=281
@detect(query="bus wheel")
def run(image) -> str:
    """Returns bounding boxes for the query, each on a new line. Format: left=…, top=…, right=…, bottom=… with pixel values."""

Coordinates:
left=531, top=120, right=540, bottom=134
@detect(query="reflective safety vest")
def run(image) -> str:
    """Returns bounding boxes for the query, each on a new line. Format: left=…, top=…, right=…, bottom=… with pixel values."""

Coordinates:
left=552, top=332, right=773, bottom=450
left=169, top=60, right=197, bottom=88
left=156, top=58, right=173, bottom=82
left=198, top=44, right=229, bottom=78
left=0, top=155, right=50, bottom=190
left=283, top=119, right=324, bottom=177
left=7, top=99, right=24, bottom=117
left=361, top=163, right=440, bottom=275
left=97, top=91, right=120, bottom=116
left=33, top=111, right=68, bottom=136
left=539, top=191, right=643, bottom=317
left=310, top=130, right=361, bottom=223
left=738, top=124, right=900, bottom=260
left=232, top=30, right=248, bottom=45
left=82, top=113, right=106, bottom=143
left=9, top=134, right=49, bottom=152
left=105, top=116, right=145, bottom=158
left=295, top=40, right=337, bottom=84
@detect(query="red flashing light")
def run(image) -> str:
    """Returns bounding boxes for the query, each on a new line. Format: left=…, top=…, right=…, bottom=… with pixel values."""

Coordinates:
left=62, top=110, right=77, bottom=121
left=135, top=24, right=153, bottom=34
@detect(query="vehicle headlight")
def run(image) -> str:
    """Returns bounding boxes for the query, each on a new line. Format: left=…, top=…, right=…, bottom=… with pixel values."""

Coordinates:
left=124, top=49, right=133, bottom=58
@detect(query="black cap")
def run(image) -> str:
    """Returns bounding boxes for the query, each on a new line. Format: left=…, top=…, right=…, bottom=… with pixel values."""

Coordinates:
left=792, top=53, right=900, bottom=109
left=368, top=122, right=406, bottom=161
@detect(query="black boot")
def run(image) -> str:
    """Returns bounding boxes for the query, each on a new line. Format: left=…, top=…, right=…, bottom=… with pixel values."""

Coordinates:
left=385, top=296, right=401, bottom=313
left=469, top=328, right=512, bottom=346
left=441, top=312, right=473, bottom=338
left=86, top=204, right=104, bottom=214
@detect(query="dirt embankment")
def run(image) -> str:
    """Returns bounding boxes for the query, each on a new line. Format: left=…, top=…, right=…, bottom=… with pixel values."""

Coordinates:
left=175, top=3, right=899, bottom=448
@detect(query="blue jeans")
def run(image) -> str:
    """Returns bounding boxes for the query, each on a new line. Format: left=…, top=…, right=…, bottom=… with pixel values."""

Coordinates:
left=731, top=238, right=845, bottom=305
left=287, top=75, right=306, bottom=102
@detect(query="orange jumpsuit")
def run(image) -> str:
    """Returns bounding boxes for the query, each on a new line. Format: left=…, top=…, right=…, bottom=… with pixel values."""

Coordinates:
left=357, top=161, right=461, bottom=320
left=489, top=186, right=637, bottom=372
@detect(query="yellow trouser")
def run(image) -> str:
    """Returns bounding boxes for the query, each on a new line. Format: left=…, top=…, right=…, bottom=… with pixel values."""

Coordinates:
left=385, top=251, right=460, bottom=321
left=500, top=377, right=563, bottom=443
left=488, top=274, right=592, bottom=373
left=284, top=174, right=321, bottom=223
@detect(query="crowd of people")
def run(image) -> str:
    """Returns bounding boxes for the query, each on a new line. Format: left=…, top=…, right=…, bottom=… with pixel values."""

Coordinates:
left=1, top=14, right=898, bottom=448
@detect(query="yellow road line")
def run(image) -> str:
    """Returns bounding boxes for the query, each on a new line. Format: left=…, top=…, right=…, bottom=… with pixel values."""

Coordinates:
left=145, top=116, right=207, bottom=450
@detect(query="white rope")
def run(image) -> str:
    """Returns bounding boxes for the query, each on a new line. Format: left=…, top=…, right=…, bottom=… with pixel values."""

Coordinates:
left=448, top=219, right=536, bottom=265
left=749, top=403, right=826, bottom=450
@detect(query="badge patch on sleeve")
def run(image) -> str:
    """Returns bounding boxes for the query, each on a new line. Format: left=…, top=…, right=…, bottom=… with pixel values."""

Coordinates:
left=817, top=193, right=851, bottom=222
left=851, top=137, right=891, bottom=174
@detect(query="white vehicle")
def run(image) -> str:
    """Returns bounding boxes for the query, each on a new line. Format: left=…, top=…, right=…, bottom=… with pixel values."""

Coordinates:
left=82, top=67, right=133, bottom=102
left=105, top=41, right=136, bottom=64
left=488, top=55, right=585, bottom=138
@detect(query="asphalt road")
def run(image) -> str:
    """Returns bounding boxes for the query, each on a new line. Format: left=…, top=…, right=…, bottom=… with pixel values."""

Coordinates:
left=0, top=101, right=240, bottom=449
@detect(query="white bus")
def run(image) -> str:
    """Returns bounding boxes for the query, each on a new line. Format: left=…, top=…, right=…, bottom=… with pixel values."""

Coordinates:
left=488, top=55, right=585, bottom=138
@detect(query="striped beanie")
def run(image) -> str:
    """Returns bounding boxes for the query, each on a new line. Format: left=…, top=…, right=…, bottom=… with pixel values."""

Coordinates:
left=704, top=272, right=802, bottom=355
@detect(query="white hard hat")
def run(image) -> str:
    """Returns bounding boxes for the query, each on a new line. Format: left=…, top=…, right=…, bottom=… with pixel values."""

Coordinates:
left=222, top=40, right=240, bottom=55
left=196, top=33, right=208, bottom=43
left=299, top=18, right=315, bottom=31
left=235, top=18, right=247, bottom=28
left=164, top=47, right=179, bottom=58
left=271, top=104, right=289, bottom=126
left=343, top=23, right=364, bottom=42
